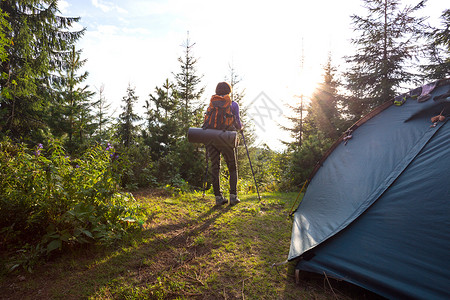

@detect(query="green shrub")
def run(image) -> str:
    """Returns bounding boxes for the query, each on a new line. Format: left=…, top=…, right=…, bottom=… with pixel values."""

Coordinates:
left=0, top=138, right=146, bottom=271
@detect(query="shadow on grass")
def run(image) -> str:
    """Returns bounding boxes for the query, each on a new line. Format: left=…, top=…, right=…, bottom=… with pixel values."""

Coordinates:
left=0, top=196, right=231, bottom=299
left=0, top=192, right=385, bottom=299
left=75, top=201, right=232, bottom=298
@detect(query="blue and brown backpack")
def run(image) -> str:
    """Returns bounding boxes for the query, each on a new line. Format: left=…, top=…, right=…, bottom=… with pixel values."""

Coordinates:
left=202, top=94, right=235, bottom=130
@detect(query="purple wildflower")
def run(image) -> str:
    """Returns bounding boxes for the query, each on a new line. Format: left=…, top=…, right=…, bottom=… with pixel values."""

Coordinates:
left=34, top=143, right=43, bottom=156
left=109, top=152, right=119, bottom=161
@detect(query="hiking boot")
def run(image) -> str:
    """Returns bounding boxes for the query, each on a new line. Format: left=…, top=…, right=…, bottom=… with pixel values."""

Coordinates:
left=215, top=195, right=228, bottom=206
left=229, top=194, right=240, bottom=206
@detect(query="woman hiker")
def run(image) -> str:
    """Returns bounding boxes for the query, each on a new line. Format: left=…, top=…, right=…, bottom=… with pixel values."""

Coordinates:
left=203, top=82, right=243, bottom=206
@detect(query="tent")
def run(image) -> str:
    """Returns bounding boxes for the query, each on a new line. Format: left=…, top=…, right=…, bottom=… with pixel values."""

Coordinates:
left=288, top=79, right=450, bottom=300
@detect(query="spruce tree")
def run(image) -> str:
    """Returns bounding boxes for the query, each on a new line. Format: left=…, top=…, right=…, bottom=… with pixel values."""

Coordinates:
left=92, top=84, right=112, bottom=143
left=117, top=84, right=141, bottom=148
left=345, top=0, right=426, bottom=117
left=0, top=0, right=84, bottom=140
left=304, top=55, right=346, bottom=141
left=226, top=63, right=252, bottom=131
left=173, top=34, right=205, bottom=132
left=0, top=8, right=11, bottom=63
left=144, top=79, right=179, bottom=160
left=50, top=46, right=94, bottom=153
left=280, top=45, right=308, bottom=148
left=167, top=35, right=205, bottom=187
left=421, top=9, right=450, bottom=80
left=280, top=97, right=308, bottom=148
left=227, top=63, right=245, bottom=104
left=283, top=56, right=345, bottom=187
left=226, top=63, right=254, bottom=138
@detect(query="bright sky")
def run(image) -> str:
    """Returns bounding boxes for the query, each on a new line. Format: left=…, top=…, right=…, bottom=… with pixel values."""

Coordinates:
left=59, top=0, right=447, bottom=151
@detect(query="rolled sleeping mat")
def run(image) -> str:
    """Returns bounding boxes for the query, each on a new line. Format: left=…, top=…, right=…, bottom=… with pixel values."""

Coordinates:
left=187, top=127, right=238, bottom=148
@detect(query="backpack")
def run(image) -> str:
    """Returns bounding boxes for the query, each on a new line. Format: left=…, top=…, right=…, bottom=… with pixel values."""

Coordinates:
left=203, top=95, right=235, bottom=130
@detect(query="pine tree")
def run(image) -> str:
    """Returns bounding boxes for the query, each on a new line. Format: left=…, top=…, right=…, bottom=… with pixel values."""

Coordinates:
left=160, top=78, right=178, bottom=119
left=92, top=84, right=112, bottom=143
left=50, top=46, right=94, bottom=153
left=0, top=0, right=84, bottom=140
left=283, top=56, right=345, bottom=188
left=280, top=97, right=308, bottom=148
left=173, top=34, right=205, bottom=132
left=304, top=54, right=346, bottom=141
left=117, top=84, right=141, bottom=148
left=345, top=0, right=426, bottom=117
left=227, top=63, right=244, bottom=104
left=421, top=9, right=450, bottom=80
left=165, top=34, right=206, bottom=187
left=280, top=42, right=308, bottom=148
left=0, top=8, right=11, bottom=63
left=144, top=79, right=179, bottom=160
left=226, top=63, right=254, bottom=138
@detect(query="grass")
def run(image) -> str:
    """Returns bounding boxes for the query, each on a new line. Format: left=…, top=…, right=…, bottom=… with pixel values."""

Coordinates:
left=0, top=189, right=382, bottom=299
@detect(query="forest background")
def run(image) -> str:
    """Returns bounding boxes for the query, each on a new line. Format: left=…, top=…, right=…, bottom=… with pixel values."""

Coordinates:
left=0, top=0, right=449, bottom=269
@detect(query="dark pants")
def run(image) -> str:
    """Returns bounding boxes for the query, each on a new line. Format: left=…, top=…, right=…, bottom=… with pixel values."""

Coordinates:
left=206, top=144, right=238, bottom=196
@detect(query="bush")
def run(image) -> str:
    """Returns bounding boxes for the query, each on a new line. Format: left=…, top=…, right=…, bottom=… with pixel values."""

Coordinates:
left=0, top=138, right=146, bottom=271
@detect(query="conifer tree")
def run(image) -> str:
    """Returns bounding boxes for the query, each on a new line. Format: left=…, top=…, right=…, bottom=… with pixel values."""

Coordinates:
left=226, top=63, right=254, bottom=138
left=0, top=0, right=84, bottom=140
left=280, top=43, right=308, bottom=148
left=0, top=8, right=11, bottom=63
left=421, top=9, right=450, bottom=80
left=304, top=55, right=346, bottom=141
left=280, top=97, right=308, bottom=148
left=227, top=63, right=245, bottom=104
left=50, top=46, right=94, bottom=152
left=92, top=84, right=112, bottom=143
left=345, top=0, right=426, bottom=117
left=144, top=79, right=179, bottom=160
left=160, top=78, right=178, bottom=119
left=117, top=84, right=141, bottom=148
left=283, top=55, right=345, bottom=187
left=173, top=34, right=205, bottom=132
left=226, top=63, right=252, bottom=129
left=165, top=34, right=205, bottom=187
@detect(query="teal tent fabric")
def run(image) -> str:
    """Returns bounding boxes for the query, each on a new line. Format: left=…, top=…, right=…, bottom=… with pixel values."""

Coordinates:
left=288, top=81, right=450, bottom=299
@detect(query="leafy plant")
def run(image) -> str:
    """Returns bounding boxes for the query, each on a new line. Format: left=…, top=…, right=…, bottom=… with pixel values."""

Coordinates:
left=0, top=138, right=146, bottom=271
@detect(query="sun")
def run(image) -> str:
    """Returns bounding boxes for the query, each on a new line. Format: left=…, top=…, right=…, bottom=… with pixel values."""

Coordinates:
left=298, top=70, right=321, bottom=99
left=284, top=70, right=321, bottom=108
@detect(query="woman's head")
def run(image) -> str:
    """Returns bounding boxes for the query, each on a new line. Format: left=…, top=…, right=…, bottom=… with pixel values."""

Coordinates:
left=215, top=82, right=232, bottom=95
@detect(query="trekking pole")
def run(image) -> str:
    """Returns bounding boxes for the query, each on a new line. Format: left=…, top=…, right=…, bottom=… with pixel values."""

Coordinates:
left=240, top=130, right=261, bottom=201
left=202, top=147, right=209, bottom=197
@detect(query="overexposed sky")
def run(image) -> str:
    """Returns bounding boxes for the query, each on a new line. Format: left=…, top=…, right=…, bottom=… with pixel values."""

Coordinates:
left=59, top=0, right=447, bottom=150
